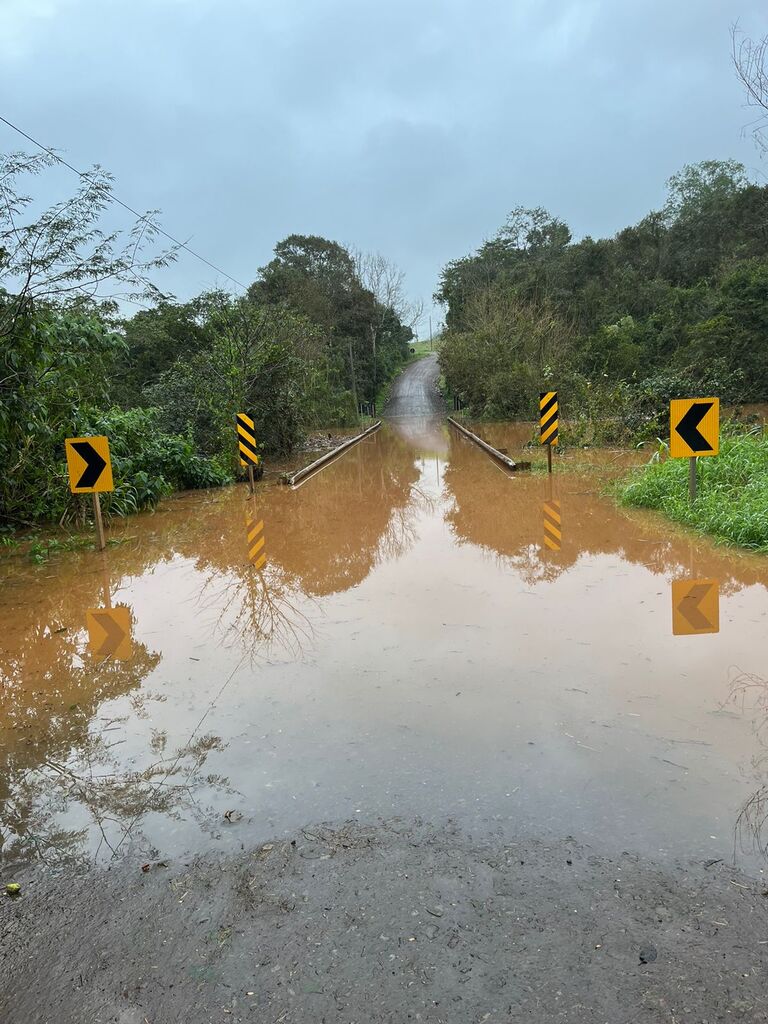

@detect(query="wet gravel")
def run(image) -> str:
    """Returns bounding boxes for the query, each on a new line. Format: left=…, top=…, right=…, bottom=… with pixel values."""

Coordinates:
left=2, top=818, right=767, bottom=1023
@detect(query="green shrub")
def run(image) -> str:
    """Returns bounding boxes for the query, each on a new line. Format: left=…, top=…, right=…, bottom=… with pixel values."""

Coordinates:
left=76, top=407, right=232, bottom=517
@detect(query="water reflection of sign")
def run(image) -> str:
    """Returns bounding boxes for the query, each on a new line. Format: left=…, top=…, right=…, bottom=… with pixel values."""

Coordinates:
left=672, top=579, right=719, bottom=636
left=543, top=500, right=561, bottom=551
left=237, top=413, right=259, bottom=467
left=670, top=399, right=719, bottom=458
left=539, top=392, right=559, bottom=446
left=86, top=606, right=132, bottom=659
left=246, top=509, right=266, bottom=570
left=64, top=436, right=114, bottom=492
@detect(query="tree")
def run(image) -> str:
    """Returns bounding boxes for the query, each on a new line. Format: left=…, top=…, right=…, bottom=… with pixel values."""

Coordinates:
left=249, top=235, right=412, bottom=408
left=115, top=298, right=215, bottom=406
left=733, top=27, right=768, bottom=154
left=496, top=206, right=572, bottom=255
left=353, top=250, right=420, bottom=395
left=0, top=153, right=239, bottom=527
left=663, top=160, right=748, bottom=223
left=0, top=150, right=174, bottom=343
left=248, top=234, right=362, bottom=335
left=146, top=295, right=325, bottom=461
left=661, top=161, right=751, bottom=285
left=436, top=158, right=768, bottom=417
left=435, top=207, right=571, bottom=330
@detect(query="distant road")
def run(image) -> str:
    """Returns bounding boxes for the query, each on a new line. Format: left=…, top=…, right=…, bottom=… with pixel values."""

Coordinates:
left=383, top=353, right=443, bottom=418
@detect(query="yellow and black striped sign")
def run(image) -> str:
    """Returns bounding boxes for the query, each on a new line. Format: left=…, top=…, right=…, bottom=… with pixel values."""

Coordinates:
left=246, top=509, right=265, bottom=570
left=539, top=391, right=559, bottom=446
left=543, top=500, right=561, bottom=551
left=237, top=413, right=259, bottom=466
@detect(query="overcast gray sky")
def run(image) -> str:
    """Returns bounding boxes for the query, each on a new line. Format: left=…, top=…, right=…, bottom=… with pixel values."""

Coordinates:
left=1, top=0, right=765, bottom=332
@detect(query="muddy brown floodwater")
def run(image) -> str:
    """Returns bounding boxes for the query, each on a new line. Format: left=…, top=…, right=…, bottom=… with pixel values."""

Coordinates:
left=2, top=405, right=768, bottom=882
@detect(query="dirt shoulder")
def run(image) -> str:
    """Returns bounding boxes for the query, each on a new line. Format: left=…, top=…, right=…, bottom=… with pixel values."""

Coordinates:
left=2, top=819, right=766, bottom=1023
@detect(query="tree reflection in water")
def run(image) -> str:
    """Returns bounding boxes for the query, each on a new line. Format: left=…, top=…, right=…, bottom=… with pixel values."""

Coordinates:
left=443, top=427, right=768, bottom=594
left=444, top=426, right=768, bottom=866
left=0, top=427, right=428, bottom=866
left=725, top=670, right=768, bottom=863
left=0, top=608, right=237, bottom=868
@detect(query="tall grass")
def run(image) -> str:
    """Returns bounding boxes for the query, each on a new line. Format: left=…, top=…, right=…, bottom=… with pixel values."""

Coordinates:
left=619, top=428, right=768, bottom=551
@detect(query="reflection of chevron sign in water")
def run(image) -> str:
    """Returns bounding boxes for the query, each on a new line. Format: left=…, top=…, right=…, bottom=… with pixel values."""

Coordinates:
left=237, top=413, right=259, bottom=466
left=246, top=510, right=266, bottom=570
left=86, top=605, right=132, bottom=659
left=672, top=578, right=719, bottom=636
left=543, top=500, right=561, bottom=551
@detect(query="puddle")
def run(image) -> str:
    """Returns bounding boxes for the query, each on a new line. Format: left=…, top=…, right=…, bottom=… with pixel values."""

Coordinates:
left=2, top=419, right=768, bottom=875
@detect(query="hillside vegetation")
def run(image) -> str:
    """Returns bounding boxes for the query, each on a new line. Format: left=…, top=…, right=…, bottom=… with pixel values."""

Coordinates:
left=437, top=160, right=768, bottom=441
left=0, top=153, right=416, bottom=528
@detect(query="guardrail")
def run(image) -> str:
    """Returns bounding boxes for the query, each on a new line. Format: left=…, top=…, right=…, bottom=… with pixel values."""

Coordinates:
left=447, top=417, right=531, bottom=471
left=283, top=421, right=382, bottom=487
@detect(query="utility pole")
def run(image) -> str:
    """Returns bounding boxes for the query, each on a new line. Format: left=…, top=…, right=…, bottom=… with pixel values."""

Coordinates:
left=348, top=340, right=359, bottom=424
left=429, top=316, right=433, bottom=351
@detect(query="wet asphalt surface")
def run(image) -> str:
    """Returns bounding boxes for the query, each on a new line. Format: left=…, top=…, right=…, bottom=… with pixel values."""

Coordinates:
left=383, top=353, right=443, bottom=418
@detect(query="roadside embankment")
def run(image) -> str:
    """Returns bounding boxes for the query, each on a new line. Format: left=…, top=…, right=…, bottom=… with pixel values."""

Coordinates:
left=620, top=430, right=768, bottom=552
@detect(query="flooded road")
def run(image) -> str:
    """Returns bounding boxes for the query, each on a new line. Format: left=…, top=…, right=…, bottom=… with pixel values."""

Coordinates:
left=2, top=361, right=768, bottom=876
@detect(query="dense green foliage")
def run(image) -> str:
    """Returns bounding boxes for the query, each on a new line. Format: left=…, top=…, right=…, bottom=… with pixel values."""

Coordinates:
left=437, top=161, right=768, bottom=435
left=0, top=301, right=230, bottom=524
left=1, top=156, right=414, bottom=527
left=619, top=430, right=768, bottom=551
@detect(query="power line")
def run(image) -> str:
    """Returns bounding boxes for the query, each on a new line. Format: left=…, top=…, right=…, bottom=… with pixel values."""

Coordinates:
left=0, top=112, right=249, bottom=292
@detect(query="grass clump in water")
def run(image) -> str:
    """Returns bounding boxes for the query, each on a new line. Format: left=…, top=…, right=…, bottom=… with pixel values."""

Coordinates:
left=619, top=428, right=768, bottom=552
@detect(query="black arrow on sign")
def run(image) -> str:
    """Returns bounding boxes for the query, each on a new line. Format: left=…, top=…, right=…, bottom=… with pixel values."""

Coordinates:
left=71, top=441, right=107, bottom=488
left=677, top=582, right=714, bottom=631
left=675, top=401, right=714, bottom=453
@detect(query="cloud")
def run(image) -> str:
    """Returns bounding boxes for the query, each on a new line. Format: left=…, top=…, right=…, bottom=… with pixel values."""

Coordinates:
left=0, top=0, right=74, bottom=60
left=0, top=0, right=765, bottom=319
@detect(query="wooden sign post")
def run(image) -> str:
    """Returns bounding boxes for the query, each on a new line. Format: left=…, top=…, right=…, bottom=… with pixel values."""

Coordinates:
left=92, top=492, right=106, bottom=551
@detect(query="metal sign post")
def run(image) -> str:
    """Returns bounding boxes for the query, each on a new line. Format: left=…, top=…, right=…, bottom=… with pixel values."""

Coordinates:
left=237, top=413, right=260, bottom=492
left=670, top=398, right=719, bottom=503
left=539, top=391, right=558, bottom=473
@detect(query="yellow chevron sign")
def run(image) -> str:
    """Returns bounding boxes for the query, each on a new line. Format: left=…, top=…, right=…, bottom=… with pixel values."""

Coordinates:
left=246, top=509, right=265, bottom=570
left=237, top=413, right=260, bottom=467
left=670, top=398, right=719, bottom=459
left=543, top=500, right=561, bottom=551
left=64, top=435, right=114, bottom=493
left=539, top=392, right=558, bottom=446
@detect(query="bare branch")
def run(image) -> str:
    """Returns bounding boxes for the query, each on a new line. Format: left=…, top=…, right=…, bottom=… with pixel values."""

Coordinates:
left=732, top=25, right=768, bottom=154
